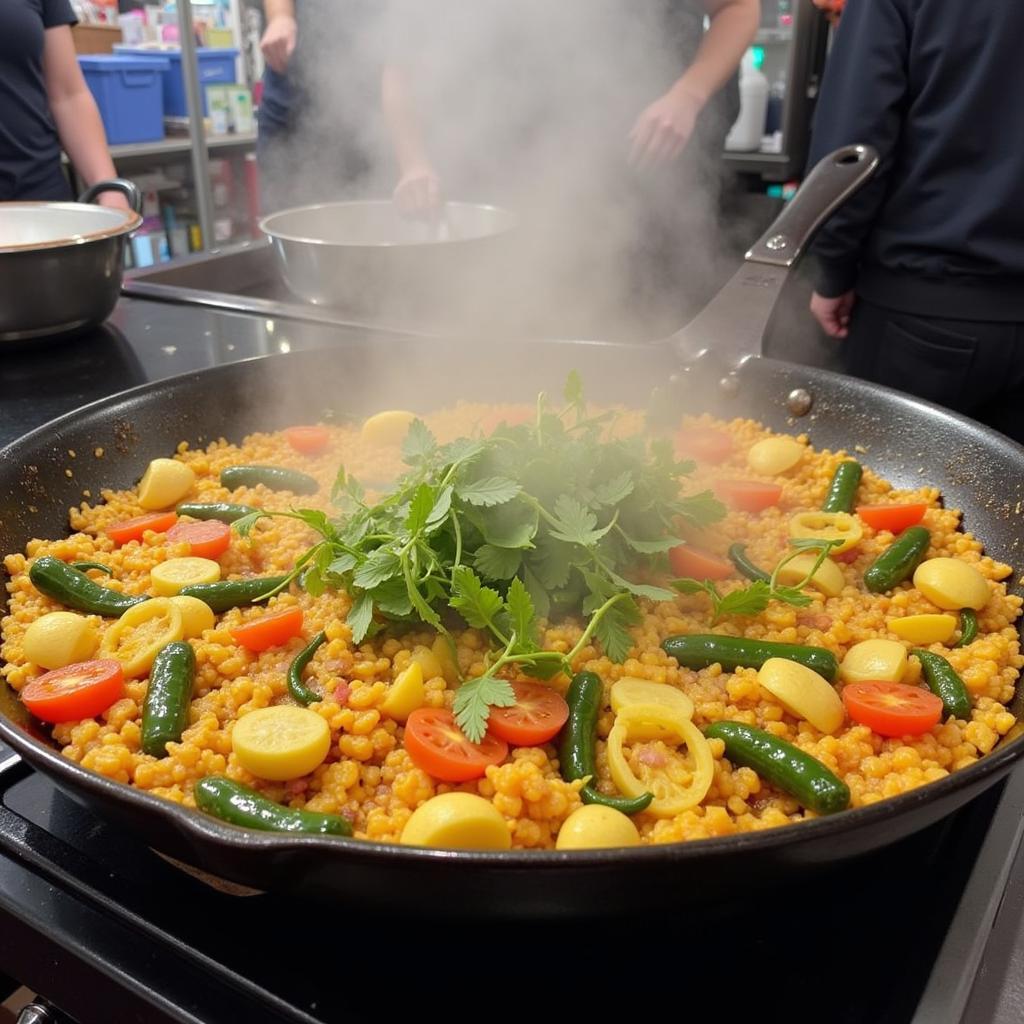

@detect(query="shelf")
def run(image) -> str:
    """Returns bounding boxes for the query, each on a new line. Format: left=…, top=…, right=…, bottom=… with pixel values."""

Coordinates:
left=108, top=131, right=257, bottom=160
left=754, top=27, right=794, bottom=44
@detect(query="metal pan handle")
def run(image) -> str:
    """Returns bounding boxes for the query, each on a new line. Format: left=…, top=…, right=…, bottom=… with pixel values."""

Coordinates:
left=77, top=178, right=143, bottom=214
left=745, top=144, right=879, bottom=268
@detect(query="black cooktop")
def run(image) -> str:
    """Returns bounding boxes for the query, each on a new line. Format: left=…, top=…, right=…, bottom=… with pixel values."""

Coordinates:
left=1, top=297, right=1023, bottom=1023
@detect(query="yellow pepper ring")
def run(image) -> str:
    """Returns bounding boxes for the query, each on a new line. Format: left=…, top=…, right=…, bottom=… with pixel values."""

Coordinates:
left=99, top=597, right=184, bottom=678
left=789, top=511, right=863, bottom=554
left=606, top=704, right=714, bottom=818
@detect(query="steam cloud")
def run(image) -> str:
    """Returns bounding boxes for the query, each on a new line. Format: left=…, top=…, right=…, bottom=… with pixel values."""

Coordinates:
left=264, top=0, right=742, bottom=344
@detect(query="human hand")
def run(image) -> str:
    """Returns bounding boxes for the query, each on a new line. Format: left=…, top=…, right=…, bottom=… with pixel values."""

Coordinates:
left=628, top=84, right=704, bottom=167
left=261, top=14, right=297, bottom=74
left=393, top=162, right=441, bottom=217
left=96, top=190, right=132, bottom=212
left=810, top=290, right=856, bottom=338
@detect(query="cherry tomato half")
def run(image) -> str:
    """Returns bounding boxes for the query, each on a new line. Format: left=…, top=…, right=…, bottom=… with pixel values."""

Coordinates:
left=855, top=504, right=928, bottom=534
left=230, top=607, right=304, bottom=652
left=487, top=680, right=569, bottom=746
left=403, top=708, right=508, bottom=782
left=668, top=544, right=734, bottom=581
left=714, top=479, right=783, bottom=514
left=284, top=425, right=331, bottom=455
left=166, top=519, right=231, bottom=560
left=20, top=659, right=125, bottom=724
left=106, top=511, right=178, bottom=547
left=842, top=681, right=943, bottom=737
left=674, top=427, right=733, bottom=464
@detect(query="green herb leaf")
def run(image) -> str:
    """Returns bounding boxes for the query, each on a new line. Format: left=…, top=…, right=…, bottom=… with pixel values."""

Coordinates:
left=473, top=501, right=539, bottom=549
left=347, top=592, right=374, bottom=643
left=456, top=476, right=521, bottom=507
left=405, top=483, right=436, bottom=535
left=373, top=577, right=415, bottom=617
left=232, top=511, right=265, bottom=537
left=713, top=581, right=773, bottom=619
left=450, top=566, right=505, bottom=633
left=593, top=597, right=640, bottom=662
left=426, top=485, right=453, bottom=528
left=440, top=437, right=487, bottom=466
left=526, top=535, right=573, bottom=590
left=353, top=548, right=401, bottom=589
left=474, top=544, right=522, bottom=581
left=401, top=418, right=436, bottom=465
left=453, top=675, right=516, bottom=744
left=606, top=570, right=676, bottom=602
left=589, top=471, right=633, bottom=508
left=549, top=495, right=615, bottom=547
left=618, top=531, right=682, bottom=554
left=505, top=576, right=537, bottom=651
left=522, top=565, right=551, bottom=622
left=674, top=490, right=727, bottom=528
left=326, top=553, right=357, bottom=578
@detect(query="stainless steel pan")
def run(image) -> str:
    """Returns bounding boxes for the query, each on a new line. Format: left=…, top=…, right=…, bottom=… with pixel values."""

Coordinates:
left=4, top=147, right=1022, bottom=919
left=0, top=179, right=142, bottom=344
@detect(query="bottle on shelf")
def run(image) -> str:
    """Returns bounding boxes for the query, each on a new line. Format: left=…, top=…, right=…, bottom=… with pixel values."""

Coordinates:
left=725, top=49, right=769, bottom=152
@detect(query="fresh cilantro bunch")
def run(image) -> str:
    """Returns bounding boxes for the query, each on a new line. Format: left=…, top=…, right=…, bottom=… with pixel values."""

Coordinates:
left=235, top=372, right=724, bottom=740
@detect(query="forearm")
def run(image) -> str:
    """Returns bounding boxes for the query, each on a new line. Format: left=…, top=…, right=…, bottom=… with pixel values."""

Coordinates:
left=50, top=89, right=117, bottom=188
left=382, top=64, right=431, bottom=172
left=263, top=0, right=295, bottom=20
left=680, top=0, right=760, bottom=104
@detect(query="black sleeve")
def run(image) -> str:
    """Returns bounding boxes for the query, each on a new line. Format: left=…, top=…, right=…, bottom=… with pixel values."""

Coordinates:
left=42, top=0, right=78, bottom=28
left=806, top=0, right=911, bottom=297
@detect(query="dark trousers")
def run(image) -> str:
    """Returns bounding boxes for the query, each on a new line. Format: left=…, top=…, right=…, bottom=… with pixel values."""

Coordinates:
left=844, top=296, right=1024, bottom=444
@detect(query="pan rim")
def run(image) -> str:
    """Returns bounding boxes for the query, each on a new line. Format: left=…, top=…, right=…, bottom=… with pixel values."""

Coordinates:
left=0, top=201, right=142, bottom=254
left=1, top=348, right=1022, bottom=870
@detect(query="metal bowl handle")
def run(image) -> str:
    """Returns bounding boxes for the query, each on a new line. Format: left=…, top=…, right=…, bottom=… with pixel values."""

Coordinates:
left=77, top=178, right=143, bottom=215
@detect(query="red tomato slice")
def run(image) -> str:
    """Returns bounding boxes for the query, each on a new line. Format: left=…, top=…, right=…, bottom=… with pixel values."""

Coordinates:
left=166, top=519, right=231, bottom=560
left=856, top=504, right=928, bottom=534
left=674, top=427, right=733, bottom=464
left=230, top=607, right=304, bottom=652
left=487, top=680, right=569, bottom=746
left=403, top=708, right=508, bottom=781
left=106, top=511, right=178, bottom=546
left=714, top=479, right=783, bottom=514
left=284, top=425, right=331, bottom=455
left=668, top=544, right=734, bottom=580
left=21, top=659, right=125, bottom=724
left=842, top=681, right=943, bottom=737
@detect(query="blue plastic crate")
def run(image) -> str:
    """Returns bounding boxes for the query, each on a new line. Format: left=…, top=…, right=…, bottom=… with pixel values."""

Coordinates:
left=78, top=55, right=168, bottom=145
left=114, top=47, right=239, bottom=117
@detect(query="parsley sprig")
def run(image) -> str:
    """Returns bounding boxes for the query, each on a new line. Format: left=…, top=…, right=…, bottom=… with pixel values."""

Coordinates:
left=672, top=537, right=844, bottom=622
left=234, top=372, right=724, bottom=742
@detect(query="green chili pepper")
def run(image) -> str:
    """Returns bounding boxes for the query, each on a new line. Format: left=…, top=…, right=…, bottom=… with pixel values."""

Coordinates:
left=220, top=465, right=319, bottom=495
left=705, top=721, right=850, bottom=815
left=913, top=649, right=972, bottom=720
left=288, top=631, right=326, bottom=706
left=176, top=502, right=259, bottom=523
left=822, top=461, right=862, bottom=514
left=194, top=777, right=352, bottom=836
left=70, top=561, right=113, bottom=576
left=728, top=543, right=771, bottom=583
left=29, top=556, right=145, bottom=617
left=141, top=642, right=195, bottom=757
left=559, top=671, right=653, bottom=815
left=956, top=609, right=978, bottom=648
left=178, top=575, right=291, bottom=613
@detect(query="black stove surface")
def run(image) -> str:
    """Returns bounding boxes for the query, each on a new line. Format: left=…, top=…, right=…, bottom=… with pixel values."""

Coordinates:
left=0, top=745, right=999, bottom=1024
left=2, top=297, right=1024, bottom=1023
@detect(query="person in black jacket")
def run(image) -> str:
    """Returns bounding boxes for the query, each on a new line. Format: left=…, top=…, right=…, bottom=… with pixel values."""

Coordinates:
left=806, top=0, right=1024, bottom=442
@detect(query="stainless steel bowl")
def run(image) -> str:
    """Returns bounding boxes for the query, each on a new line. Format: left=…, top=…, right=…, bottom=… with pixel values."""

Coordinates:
left=260, top=199, right=519, bottom=313
left=0, top=180, right=142, bottom=344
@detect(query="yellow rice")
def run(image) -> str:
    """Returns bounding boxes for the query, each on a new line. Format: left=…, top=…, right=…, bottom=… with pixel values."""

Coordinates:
left=1, top=403, right=1020, bottom=849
